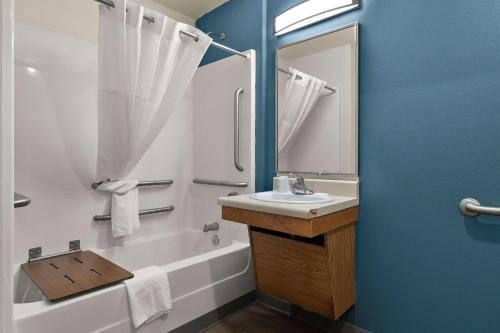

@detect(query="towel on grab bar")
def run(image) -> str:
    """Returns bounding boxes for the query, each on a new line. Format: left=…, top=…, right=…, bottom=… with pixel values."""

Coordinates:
left=96, top=180, right=139, bottom=237
left=124, top=266, right=172, bottom=328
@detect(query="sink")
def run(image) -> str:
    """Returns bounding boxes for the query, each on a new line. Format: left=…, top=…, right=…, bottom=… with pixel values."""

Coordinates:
left=250, top=191, right=334, bottom=204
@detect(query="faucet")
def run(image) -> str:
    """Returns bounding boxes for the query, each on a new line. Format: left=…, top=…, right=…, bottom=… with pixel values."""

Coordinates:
left=203, top=222, right=219, bottom=232
left=290, top=175, right=314, bottom=195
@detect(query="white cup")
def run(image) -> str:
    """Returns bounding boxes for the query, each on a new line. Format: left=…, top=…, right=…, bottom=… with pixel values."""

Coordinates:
left=278, top=176, right=289, bottom=193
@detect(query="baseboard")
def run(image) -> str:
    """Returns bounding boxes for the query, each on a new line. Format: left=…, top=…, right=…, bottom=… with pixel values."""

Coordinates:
left=257, top=292, right=370, bottom=333
left=171, top=291, right=257, bottom=333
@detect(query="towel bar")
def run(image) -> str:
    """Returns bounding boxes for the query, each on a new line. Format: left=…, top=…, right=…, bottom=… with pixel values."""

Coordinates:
left=93, top=206, right=174, bottom=222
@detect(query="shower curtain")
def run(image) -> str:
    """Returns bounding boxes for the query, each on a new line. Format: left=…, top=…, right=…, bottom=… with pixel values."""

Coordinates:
left=277, top=68, right=326, bottom=153
left=97, top=0, right=212, bottom=180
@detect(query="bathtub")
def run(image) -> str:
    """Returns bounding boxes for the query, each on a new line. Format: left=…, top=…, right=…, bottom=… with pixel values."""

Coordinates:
left=13, top=231, right=255, bottom=333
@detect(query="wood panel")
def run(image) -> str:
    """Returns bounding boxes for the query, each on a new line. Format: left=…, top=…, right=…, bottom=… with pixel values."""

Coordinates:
left=21, top=250, right=133, bottom=302
left=222, top=206, right=358, bottom=238
left=310, top=207, right=358, bottom=236
left=325, top=224, right=356, bottom=318
left=251, top=231, right=335, bottom=318
left=247, top=226, right=260, bottom=290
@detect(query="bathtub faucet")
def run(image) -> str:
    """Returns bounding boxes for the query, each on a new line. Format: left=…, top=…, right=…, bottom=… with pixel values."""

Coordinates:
left=203, top=222, right=219, bottom=232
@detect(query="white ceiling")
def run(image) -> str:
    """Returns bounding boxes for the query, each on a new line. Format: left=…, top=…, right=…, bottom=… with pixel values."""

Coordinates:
left=152, top=0, right=229, bottom=19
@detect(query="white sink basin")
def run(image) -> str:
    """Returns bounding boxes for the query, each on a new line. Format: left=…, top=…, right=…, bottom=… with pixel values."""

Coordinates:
left=250, top=191, right=334, bottom=204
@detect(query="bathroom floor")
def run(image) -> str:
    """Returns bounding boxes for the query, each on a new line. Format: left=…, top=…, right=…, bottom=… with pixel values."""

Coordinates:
left=201, top=303, right=327, bottom=333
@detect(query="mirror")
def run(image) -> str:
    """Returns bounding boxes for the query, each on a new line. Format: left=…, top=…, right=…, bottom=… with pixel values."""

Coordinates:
left=276, top=23, right=358, bottom=177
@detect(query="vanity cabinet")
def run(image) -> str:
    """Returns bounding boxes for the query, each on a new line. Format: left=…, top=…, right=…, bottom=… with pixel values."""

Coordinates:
left=222, top=205, right=358, bottom=319
left=221, top=20, right=360, bottom=320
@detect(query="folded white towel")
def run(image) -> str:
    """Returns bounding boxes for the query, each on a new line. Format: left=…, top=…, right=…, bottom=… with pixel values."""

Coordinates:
left=124, top=266, right=172, bottom=328
left=96, top=180, right=139, bottom=238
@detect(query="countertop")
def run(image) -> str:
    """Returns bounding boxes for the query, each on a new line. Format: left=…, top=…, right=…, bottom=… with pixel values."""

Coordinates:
left=218, top=193, right=359, bottom=219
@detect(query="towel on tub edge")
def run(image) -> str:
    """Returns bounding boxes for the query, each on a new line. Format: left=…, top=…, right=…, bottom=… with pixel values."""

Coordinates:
left=124, top=266, right=173, bottom=328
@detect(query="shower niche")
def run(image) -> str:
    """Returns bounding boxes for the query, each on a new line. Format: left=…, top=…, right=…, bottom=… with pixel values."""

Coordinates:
left=276, top=23, right=358, bottom=176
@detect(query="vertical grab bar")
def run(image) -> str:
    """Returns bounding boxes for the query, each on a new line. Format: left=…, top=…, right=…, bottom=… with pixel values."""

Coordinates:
left=234, top=88, right=245, bottom=172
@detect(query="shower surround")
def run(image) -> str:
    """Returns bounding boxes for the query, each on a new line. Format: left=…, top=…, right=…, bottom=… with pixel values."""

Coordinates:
left=13, top=20, right=255, bottom=332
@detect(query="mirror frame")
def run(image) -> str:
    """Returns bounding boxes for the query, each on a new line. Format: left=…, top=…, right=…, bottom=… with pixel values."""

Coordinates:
left=274, top=22, right=359, bottom=180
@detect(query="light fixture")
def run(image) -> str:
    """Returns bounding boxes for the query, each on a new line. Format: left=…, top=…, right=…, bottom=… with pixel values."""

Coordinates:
left=274, top=0, right=360, bottom=36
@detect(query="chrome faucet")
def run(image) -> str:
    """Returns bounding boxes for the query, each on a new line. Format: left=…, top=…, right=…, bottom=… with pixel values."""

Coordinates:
left=290, top=175, right=314, bottom=195
left=203, top=222, right=219, bottom=232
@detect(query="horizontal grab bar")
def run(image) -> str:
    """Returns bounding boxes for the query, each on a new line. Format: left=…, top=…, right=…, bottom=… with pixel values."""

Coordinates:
left=460, top=198, right=500, bottom=217
left=132, top=180, right=173, bottom=187
left=93, top=206, right=174, bottom=222
left=14, top=192, right=31, bottom=208
left=193, top=178, right=248, bottom=188
left=91, top=179, right=173, bottom=189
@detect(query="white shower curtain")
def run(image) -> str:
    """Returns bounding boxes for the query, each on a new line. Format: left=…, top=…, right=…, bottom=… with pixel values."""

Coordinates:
left=277, top=68, right=326, bottom=153
left=97, top=0, right=212, bottom=180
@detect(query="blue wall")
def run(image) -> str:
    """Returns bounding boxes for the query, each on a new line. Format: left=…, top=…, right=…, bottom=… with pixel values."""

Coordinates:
left=200, top=1, right=500, bottom=332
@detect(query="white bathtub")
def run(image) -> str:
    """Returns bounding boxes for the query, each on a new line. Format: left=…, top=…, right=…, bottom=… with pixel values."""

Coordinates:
left=13, top=231, right=255, bottom=333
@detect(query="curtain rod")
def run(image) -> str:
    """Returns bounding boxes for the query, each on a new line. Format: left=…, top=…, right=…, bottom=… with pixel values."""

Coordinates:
left=94, top=0, right=249, bottom=59
left=277, top=68, right=336, bottom=93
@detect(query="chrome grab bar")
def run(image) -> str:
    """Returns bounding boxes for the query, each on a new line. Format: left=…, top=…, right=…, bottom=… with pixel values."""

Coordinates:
left=14, top=192, right=31, bottom=208
left=193, top=178, right=248, bottom=188
left=133, top=180, right=173, bottom=187
left=93, top=206, right=174, bottom=222
left=92, top=179, right=173, bottom=189
left=95, top=0, right=114, bottom=7
left=234, top=88, right=244, bottom=172
left=459, top=198, right=500, bottom=217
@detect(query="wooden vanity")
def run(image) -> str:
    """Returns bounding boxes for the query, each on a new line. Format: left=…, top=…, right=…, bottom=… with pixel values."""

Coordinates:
left=232, top=20, right=361, bottom=320
left=221, top=201, right=358, bottom=319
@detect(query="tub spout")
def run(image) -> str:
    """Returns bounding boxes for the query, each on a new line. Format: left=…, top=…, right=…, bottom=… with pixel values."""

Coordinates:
left=203, top=222, right=219, bottom=232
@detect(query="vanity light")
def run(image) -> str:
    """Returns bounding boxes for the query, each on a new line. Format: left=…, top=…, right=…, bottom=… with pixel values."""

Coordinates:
left=274, top=0, right=360, bottom=36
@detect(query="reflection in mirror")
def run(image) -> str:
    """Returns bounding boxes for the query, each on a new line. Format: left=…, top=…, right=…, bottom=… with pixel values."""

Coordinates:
left=276, top=23, right=358, bottom=176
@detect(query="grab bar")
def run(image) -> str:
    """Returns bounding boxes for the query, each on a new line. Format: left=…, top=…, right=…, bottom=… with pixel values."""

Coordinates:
left=193, top=178, right=248, bottom=188
left=234, top=88, right=244, bottom=172
left=91, top=179, right=173, bottom=189
left=14, top=192, right=31, bottom=208
left=93, top=206, right=174, bottom=222
left=460, top=198, right=500, bottom=217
